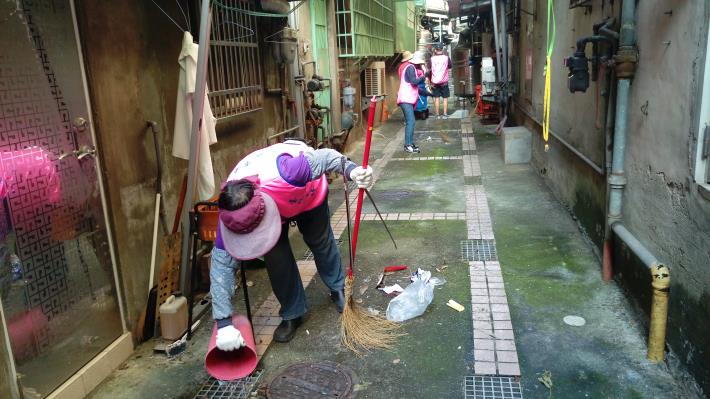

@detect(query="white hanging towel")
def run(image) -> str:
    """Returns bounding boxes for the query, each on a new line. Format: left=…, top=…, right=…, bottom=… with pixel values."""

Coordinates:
left=173, top=31, right=218, bottom=201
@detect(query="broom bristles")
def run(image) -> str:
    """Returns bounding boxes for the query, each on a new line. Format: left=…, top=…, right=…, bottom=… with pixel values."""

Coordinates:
left=340, top=276, right=405, bottom=354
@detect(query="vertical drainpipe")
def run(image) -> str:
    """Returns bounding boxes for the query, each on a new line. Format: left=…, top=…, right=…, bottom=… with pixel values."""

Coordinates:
left=603, top=0, right=637, bottom=281
left=605, top=0, right=671, bottom=362
left=606, top=0, right=636, bottom=228
left=490, top=0, right=503, bottom=120
left=500, top=0, right=508, bottom=93
left=491, top=0, right=502, bottom=84
left=179, top=0, right=211, bottom=293
left=289, top=4, right=306, bottom=138
left=326, top=0, right=341, bottom=136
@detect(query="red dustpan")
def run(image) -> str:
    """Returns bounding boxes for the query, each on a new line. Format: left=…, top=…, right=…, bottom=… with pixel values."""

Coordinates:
left=205, top=314, right=257, bottom=380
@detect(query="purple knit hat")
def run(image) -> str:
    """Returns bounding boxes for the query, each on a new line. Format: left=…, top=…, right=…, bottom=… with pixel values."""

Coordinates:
left=219, top=181, right=281, bottom=260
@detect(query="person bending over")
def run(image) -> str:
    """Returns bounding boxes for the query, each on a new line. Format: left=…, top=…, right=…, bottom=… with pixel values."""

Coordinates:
left=210, top=139, right=374, bottom=350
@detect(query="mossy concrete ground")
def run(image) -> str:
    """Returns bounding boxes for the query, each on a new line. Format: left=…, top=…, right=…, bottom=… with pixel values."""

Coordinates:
left=261, top=220, right=472, bottom=399
left=474, top=129, right=700, bottom=398
left=89, top=110, right=700, bottom=399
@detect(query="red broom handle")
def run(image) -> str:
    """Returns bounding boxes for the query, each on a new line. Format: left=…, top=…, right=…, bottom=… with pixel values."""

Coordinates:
left=348, top=96, right=377, bottom=277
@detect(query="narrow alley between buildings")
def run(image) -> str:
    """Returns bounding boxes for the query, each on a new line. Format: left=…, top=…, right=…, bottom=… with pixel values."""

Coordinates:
left=0, top=1, right=709, bottom=399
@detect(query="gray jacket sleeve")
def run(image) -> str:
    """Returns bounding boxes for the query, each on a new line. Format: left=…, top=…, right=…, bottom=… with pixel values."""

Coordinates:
left=305, top=149, right=358, bottom=180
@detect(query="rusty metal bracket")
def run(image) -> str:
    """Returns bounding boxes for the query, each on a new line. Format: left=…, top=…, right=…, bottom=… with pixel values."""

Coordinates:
left=614, top=47, right=639, bottom=79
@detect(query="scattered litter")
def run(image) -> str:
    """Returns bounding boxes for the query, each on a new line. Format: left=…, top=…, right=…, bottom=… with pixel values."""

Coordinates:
left=426, top=136, right=432, bottom=141
left=410, top=268, right=446, bottom=286
left=430, top=276, right=446, bottom=286
left=376, top=273, right=385, bottom=289
left=359, top=285, right=368, bottom=296
left=383, top=265, right=408, bottom=275
left=446, top=299, right=465, bottom=312
left=457, top=346, right=461, bottom=350
left=387, top=269, right=436, bottom=322
left=538, top=370, right=553, bottom=398
left=435, top=265, right=449, bottom=273
left=563, top=315, right=586, bottom=326
left=379, top=284, right=404, bottom=295
left=246, top=280, right=254, bottom=287
left=306, top=330, right=310, bottom=335
left=355, top=298, right=363, bottom=304
left=367, top=307, right=380, bottom=316
left=392, top=358, right=400, bottom=364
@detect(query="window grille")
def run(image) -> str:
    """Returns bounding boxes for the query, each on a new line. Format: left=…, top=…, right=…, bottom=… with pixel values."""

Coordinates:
left=207, top=0, right=263, bottom=119
left=336, top=0, right=395, bottom=58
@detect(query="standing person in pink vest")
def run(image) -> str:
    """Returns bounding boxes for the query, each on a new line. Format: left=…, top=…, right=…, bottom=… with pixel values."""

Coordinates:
left=429, top=43, right=452, bottom=119
left=209, top=139, right=374, bottom=349
left=397, top=51, right=429, bottom=153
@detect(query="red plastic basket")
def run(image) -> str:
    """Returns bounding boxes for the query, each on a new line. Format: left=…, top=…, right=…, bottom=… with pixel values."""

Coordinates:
left=195, top=198, right=219, bottom=242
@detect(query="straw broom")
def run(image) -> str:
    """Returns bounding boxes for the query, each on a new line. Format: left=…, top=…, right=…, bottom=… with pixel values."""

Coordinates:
left=340, top=96, right=404, bottom=354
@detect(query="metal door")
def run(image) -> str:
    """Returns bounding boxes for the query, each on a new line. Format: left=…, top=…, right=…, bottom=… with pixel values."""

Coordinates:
left=0, top=1, right=125, bottom=397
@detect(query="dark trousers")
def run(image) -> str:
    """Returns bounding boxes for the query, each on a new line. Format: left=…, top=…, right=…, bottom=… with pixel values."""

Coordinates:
left=263, top=197, right=344, bottom=320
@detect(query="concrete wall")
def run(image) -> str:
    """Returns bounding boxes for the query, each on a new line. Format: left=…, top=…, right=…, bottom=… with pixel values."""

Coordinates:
left=75, top=1, right=287, bottom=335
left=512, top=0, right=616, bottom=249
left=512, top=0, right=710, bottom=392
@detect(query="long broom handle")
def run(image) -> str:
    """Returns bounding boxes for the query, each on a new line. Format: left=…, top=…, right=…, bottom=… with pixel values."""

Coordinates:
left=349, top=96, right=377, bottom=277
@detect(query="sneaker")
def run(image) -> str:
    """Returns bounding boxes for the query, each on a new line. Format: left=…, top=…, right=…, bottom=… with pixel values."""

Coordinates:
left=412, top=144, right=420, bottom=151
left=404, top=145, right=420, bottom=153
left=441, top=114, right=449, bottom=119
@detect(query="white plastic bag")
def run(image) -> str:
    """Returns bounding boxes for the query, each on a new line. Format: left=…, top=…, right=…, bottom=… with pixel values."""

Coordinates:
left=386, top=269, right=442, bottom=322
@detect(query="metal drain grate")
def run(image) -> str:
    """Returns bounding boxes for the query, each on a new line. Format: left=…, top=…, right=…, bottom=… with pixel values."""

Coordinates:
left=463, top=149, right=477, bottom=155
left=304, top=237, right=344, bottom=261
left=461, top=132, right=475, bottom=138
left=461, top=240, right=498, bottom=261
left=194, top=370, right=263, bottom=399
left=464, top=376, right=523, bottom=399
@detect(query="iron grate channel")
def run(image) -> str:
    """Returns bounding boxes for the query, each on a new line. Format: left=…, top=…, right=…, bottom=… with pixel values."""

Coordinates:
left=461, top=240, right=498, bottom=261
left=462, top=132, right=475, bottom=138
left=304, top=237, right=344, bottom=261
left=464, top=376, right=523, bottom=399
left=463, top=149, right=477, bottom=155
left=194, top=370, right=263, bottom=399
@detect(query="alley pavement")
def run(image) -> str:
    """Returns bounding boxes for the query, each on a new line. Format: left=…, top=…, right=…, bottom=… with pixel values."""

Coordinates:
left=89, top=106, right=701, bottom=399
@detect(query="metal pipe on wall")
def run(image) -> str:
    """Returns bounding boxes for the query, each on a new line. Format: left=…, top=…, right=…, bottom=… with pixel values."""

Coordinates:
left=325, top=0, right=341, bottom=135
left=602, top=0, right=670, bottom=362
left=490, top=0, right=502, bottom=84
left=612, top=223, right=670, bottom=362
left=514, top=101, right=605, bottom=174
left=500, top=0, right=508, bottom=87
left=288, top=3, right=306, bottom=138
left=179, top=0, right=212, bottom=293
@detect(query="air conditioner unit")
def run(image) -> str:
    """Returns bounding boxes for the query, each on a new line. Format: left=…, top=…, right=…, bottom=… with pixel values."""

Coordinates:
left=364, top=62, right=386, bottom=97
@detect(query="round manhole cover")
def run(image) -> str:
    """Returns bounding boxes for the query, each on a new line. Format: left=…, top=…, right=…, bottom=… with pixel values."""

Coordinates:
left=265, top=361, right=356, bottom=399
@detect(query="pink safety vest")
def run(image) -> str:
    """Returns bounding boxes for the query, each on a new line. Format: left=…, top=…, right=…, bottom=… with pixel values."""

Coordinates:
left=397, top=63, right=419, bottom=105
left=430, top=54, right=450, bottom=85
left=226, top=142, right=328, bottom=219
